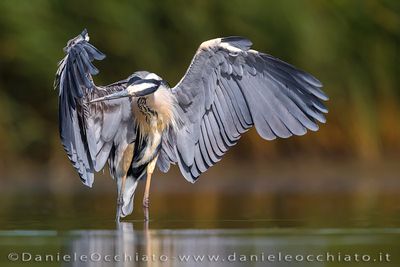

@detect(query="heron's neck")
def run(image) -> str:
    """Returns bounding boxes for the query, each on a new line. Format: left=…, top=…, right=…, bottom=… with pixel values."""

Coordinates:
left=137, top=97, right=158, bottom=123
left=132, top=86, right=178, bottom=134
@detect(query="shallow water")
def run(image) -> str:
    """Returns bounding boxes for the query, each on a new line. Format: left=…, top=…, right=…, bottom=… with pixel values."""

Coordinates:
left=1, top=160, right=399, bottom=266
left=0, top=226, right=399, bottom=266
left=0, top=190, right=399, bottom=267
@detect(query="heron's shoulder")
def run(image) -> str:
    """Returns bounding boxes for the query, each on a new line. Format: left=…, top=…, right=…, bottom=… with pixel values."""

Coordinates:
left=198, top=36, right=253, bottom=53
left=198, top=38, right=221, bottom=51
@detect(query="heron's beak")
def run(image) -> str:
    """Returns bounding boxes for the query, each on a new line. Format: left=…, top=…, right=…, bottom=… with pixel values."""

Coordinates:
left=87, top=78, right=161, bottom=104
left=88, top=90, right=131, bottom=104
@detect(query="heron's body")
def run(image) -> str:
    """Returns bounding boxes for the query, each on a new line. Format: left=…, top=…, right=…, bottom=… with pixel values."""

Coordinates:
left=130, top=82, right=179, bottom=176
left=55, top=30, right=328, bottom=221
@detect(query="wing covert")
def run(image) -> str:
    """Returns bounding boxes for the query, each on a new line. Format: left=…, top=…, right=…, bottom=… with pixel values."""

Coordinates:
left=164, top=37, right=328, bottom=182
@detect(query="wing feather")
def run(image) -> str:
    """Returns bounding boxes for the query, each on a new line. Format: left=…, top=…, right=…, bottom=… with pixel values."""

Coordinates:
left=55, top=30, right=136, bottom=186
left=162, top=37, right=328, bottom=182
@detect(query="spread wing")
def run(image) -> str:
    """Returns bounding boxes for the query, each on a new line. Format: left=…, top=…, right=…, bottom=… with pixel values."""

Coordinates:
left=55, top=29, right=135, bottom=187
left=161, top=37, right=328, bottom=182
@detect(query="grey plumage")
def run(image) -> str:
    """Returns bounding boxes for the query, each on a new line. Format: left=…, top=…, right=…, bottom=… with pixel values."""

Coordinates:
left=55, top=30, right=137, bottom=187
left=55, top=30, right=141, bottom=218
left=160, top=37, right=328, bottom=182
left=55, top=30, right=328, bottom=220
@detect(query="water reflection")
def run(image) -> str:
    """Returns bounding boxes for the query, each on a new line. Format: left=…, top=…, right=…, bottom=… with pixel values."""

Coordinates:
left=0, top=225, right=398, bottom=266
left=0, top=220, right=397, bottom=266
left=66, top=223, right=137, bottom=267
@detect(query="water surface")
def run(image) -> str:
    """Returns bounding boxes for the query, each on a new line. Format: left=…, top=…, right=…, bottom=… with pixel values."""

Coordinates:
left=0, top=160, right=399, bottom=266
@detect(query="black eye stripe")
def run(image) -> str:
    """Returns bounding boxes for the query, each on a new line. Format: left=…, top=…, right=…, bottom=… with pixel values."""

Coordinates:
left=135, top=86, right=159, bottom=97
left=133, top=79, right=161, bottom=85
left=128, top=76, right=141, bottom=84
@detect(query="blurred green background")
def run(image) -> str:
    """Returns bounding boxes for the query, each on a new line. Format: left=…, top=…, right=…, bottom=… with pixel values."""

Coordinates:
left=0, top=0, right=399, bottom=218
left=0, top=2, right=400, bottom=266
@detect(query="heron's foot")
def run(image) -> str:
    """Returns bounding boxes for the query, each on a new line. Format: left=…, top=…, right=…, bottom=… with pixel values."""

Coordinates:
left=115, top=210, right=121, bottom=222
left=143, top=207, right=150, bottom=221
left=143, top=197, right=150, bottom=221
left=143, top=197, right=150, bottom=208
left=115, top=196, right=123, bottom=222
left=117, top=196, right=124, bottom=206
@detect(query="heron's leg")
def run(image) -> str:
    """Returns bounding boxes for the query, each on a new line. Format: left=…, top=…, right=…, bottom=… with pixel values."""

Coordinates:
left=116, top=174, right=127, bottom=222
left=143, top=156, right=158, bottom=220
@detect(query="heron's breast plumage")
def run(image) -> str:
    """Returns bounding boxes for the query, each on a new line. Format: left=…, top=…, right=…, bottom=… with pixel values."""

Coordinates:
left=132, top=86, right=177, bottom=134
left=131, top=86, right=178, bottom=168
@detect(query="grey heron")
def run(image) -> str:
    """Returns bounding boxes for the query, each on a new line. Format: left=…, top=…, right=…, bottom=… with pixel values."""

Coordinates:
left=55, top=29, right=328, bottom=221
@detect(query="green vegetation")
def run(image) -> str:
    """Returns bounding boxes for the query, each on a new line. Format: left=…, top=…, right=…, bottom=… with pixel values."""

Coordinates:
left=0, top=0, right=399, bottom=177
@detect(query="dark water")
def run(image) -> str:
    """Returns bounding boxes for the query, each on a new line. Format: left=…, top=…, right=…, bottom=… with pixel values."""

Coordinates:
left=1, top=160, right=399, bottom=266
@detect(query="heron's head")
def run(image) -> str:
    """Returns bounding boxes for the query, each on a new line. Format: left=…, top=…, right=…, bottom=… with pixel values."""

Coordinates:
left=89, top=72, right=165, bottom=103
